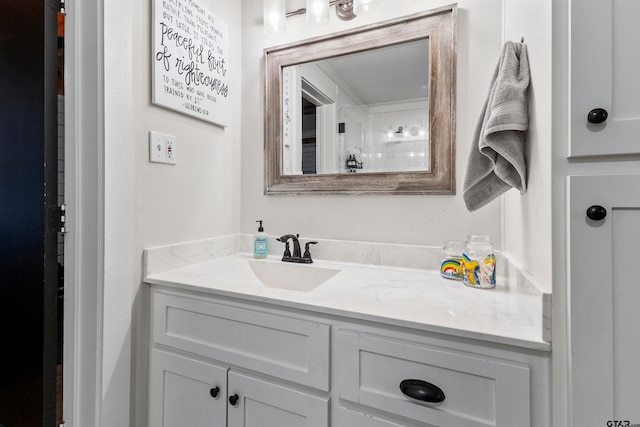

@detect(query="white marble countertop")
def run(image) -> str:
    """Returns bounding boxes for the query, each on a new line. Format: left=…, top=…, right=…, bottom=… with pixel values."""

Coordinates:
left=144, top=247, right=551, bottom=352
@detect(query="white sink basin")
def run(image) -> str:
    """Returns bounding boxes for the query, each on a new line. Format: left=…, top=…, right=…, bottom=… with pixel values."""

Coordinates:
left=249, top=260, right=340, bottom=292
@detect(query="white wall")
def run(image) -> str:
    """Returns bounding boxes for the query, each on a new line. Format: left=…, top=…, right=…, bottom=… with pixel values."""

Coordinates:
left=131, top=0, right=242, bottom=249
left=501, top=0, right=553, bottom=292
left=367, top=102, right=429, bottom=173
left=103, top=1, right=135, bottom=424
left=109, top=0, right=244, bottom=425
left=241, top=0, right=504, bottom=247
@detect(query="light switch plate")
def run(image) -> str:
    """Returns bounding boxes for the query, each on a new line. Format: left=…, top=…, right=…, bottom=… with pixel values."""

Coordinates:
left=149, top=131, right=177, bottom=165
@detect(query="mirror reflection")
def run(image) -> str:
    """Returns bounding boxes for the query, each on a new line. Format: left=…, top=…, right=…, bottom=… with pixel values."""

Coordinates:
left=282, top=39, right=430, bottom=175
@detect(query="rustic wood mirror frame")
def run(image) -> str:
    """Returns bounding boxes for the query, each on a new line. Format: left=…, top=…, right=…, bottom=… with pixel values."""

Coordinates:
left=264, top=5, right=457, bottom=195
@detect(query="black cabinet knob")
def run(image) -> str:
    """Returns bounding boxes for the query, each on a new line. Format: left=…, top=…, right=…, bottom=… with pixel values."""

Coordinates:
left=228, top=393, right=239, bottom=406
left=209, top=387, right=220, bottom=398
left=587, top=108, right=608, bottom=124
left=399, top=379, right=445, bottom=403
left=586, top=205, right=607, bottom=221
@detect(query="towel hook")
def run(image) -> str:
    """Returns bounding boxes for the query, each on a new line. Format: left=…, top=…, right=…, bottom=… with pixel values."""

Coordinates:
left=521, top=36, right=525, bottom=43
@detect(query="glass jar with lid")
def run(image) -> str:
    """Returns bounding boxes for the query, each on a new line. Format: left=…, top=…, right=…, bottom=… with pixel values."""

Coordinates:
left=440, top=240, right=464, bottom=280
left=462, top=235, right=496, bottom=288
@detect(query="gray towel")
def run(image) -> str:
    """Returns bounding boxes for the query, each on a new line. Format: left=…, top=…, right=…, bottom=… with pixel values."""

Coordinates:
left=463, top=41, right=530, bottom=212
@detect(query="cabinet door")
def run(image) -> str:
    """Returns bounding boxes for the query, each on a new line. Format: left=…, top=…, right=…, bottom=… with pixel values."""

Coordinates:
left=227, top=371, right=329, bottom=427
left=570, top=1, right=640, bottom=157
left=149, top=349, right=228, bottom=427
left=569, top=174, right=640, bottom=425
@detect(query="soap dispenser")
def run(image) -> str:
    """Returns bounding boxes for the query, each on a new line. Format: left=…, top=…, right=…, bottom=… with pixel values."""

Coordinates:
left=254, top=220, right=268, bottom=259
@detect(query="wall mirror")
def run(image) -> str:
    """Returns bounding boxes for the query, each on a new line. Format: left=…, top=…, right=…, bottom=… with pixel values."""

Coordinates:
left=264, top=5, right=457, bottom=194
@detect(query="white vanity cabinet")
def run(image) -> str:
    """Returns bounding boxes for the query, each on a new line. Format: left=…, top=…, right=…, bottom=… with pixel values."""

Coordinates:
left=227, top=370, right=329, bottom=427
left=149, top=348, right=328, bottom=427
left=148, top=286, right=550, bottom=427
left=148, top=289, right=330, bottom=427
left=149, top=348, right=227, bottom=427
left=149, top=349, right=329, bottom=427
left=333, top=329, right=546, bottom=427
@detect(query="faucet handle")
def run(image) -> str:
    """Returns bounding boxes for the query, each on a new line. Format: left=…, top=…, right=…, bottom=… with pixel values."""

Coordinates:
left=303, top=241, right=318, bottom=262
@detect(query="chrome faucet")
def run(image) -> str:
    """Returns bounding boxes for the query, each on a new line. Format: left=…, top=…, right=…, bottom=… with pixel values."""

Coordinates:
left=277, top=234, right=317, bottom=263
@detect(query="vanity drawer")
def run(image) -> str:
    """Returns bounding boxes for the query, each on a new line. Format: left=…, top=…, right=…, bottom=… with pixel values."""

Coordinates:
left=336, top=330, right=531, bottom=427
left=151, top=290, right=330, bottom=391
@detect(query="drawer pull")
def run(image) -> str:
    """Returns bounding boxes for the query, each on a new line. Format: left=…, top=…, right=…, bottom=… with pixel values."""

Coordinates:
left=228, top=393, right=239, bottom=406
left=209, top=387, right=220, bottom=398
left=399, top=379, right=445, bottom=403
left=587, top=108, right=608, bottom=124
left=586, top=205, right=607, bottom=221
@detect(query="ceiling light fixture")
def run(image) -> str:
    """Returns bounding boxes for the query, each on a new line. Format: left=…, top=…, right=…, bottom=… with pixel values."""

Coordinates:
left=353, top=0, right=380, bottom=16
left=386, top=126, right=410, bottom=139
left=386, top=124, right=426, bottom=140
left=263, top=0, right=379, bottom=33
left=307, top=0, right=330, bottom=24
left=264, top=0, right=287, bottom=33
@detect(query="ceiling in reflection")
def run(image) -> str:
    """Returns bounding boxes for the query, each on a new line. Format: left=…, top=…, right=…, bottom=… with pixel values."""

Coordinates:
left=323, top=39, right=430, bottom=105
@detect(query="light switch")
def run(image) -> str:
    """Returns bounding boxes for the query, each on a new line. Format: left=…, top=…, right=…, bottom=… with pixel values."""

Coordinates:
left=149, top=131, right=177, bottom=165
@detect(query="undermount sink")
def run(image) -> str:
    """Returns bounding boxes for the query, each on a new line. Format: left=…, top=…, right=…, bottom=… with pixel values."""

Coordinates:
left=248, top=260, right=340, bottom=292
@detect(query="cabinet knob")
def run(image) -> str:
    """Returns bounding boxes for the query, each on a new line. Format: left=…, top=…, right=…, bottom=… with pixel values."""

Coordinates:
left=228, top=393, right=239, bottom=406
left=209, top=387, right=220, bottom=398
left=586, top=205, right=607, bottom=221
left=587, top=108, right=608, bottom=124
left=399, top=379, right=445, bottom=403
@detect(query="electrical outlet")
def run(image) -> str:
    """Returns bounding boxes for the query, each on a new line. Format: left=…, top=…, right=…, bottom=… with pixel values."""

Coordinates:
left=149, top=131, right=177, bottom=165
left=166, top=140, right=174, bottom=159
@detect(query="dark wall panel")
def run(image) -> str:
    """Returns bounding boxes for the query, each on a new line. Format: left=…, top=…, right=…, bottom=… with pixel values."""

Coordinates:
left=0, top=1, right=57, bottom=425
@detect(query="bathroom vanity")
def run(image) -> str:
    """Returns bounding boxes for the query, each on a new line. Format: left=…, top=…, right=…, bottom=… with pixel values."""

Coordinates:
left=144, top=237, right=551, bottom=427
